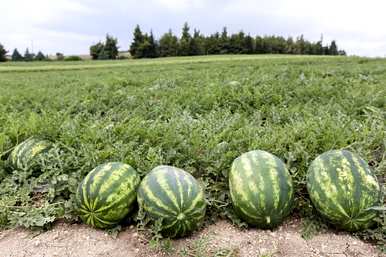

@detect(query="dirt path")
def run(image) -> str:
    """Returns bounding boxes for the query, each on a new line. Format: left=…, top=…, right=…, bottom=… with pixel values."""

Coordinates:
left=0, top=218, right=384, bottom=257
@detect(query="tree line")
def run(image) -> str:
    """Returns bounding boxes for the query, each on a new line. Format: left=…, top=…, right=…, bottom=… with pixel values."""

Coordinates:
left=1, top=46, right=50, bottom=62
left=0, top=23, right=346, bottom=62
left=127, top=23, right=345, bottom=59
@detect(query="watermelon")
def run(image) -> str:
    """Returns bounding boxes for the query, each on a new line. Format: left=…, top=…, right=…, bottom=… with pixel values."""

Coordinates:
left=229, top=150, right=294, bottom=228
left=307, top=150, right=383, bottom=231
left=75, top=162, right=140, bottom=229
left=9, top=138, right=52, bottom=170
left=137, top=165, right=206, bottom=238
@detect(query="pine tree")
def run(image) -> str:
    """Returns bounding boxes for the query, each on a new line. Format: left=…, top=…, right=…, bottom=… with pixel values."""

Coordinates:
left=189, top=29, right=204, bottom=55
left=296, top=35, right=306, bottom=54
left=314, top=36, right=323, bottom=55
left=130, top=25, right=145, bottom=58
left=242, top=34, right=254, bottom=54
left=219, top=27, right=230, bottom=54
left=205, top=32, right=221, bottom=54
left=159, top=29, right=178, bottom=57
left=147, top=31, right=158, bottom=58
left=104, top=34, right=119, bottom=59
left=11, top=48, right=23, bottom=61
left=178, top=22, right=191, bottom=56
left=35, top=51, right=46, bottom=61
left=329, top=40, right=339, bottom=55
left=285, top=37, right=295, bottom=54
left=0, top=43, right=7, bottom=62
left=24, top=48, right=34, bottom=61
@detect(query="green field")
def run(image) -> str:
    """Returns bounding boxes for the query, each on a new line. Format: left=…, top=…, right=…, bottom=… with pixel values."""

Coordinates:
left=0, top=55, right=385, bottom=245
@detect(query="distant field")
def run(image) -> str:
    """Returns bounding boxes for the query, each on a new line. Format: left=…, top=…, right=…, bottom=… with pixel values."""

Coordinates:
left=0, top=55, right=385, bottom=247
left=0, top=54, right=346, bottom=72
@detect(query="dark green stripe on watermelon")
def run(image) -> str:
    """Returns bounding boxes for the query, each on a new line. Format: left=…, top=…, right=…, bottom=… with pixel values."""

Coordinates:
left=306, top=150, right=382, bottom=231
left=229, top=150, right=294, bottom=228
left=75, top=162, right=140, bottom=229
left=137, top=165, right=206, bottom=238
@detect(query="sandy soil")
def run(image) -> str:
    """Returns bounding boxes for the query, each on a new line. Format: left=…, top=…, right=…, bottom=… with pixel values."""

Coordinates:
left=0, top=218, right=384, bottom=257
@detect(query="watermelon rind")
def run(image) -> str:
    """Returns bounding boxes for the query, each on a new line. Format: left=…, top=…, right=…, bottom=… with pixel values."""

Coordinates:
left=8, top=137, right=52, bottom=170
left=229, top=150, right=294, bottom=228
left=306, top=150, right=383, bottom=231
left=137, top=165, right=206, bottom=238
left=75, top=162, right=140, bottom=229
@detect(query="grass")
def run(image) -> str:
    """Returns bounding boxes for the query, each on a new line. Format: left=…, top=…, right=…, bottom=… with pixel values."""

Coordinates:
left=0, top=55, right=385, bottom=248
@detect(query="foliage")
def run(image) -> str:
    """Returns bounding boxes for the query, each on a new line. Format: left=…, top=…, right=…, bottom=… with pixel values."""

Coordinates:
left=35, top=51, right=47, bottom=61
left=11, top=49, right=23, bottom=61
left=90, top=42, right=104, bottom=60
left=63, top=55, right=83, bottom=61
left=90, top=34, right=119, bottom=60
left=0, top=55, right=384, bottom=248
left=0, top=43, right=7, bottom=62
left=129, top=25, right=145, bottom=58
left=129, top=23, right=346, bottom=59
left=23, top=48, right=34, bottom=61
left=56, top=53, right=64, bottom=61
left=159, top=30, right=179, bottom=57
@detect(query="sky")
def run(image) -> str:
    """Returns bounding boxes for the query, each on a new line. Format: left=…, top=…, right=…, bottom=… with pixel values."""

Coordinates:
left=1, top=0, right=386, bottom=57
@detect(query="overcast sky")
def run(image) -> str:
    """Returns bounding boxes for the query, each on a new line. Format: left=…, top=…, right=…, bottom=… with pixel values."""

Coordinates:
left=1, top=0, right=386, bottom=57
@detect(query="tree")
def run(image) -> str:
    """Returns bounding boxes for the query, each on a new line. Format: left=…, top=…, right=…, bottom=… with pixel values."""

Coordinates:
left=285, top=37, right=295, bottom=54
left=255, top=36, right=265, bottom=54
left=313, top=36, right=324, bottom=55
left=242, top=34, right=254, bottom=54
left=97, top=48, right=110, bottom=60
left=189, top=29, right=204, bottom=55
left=329, top=40, right=339, bottom=55
left=35, top=51, right=46, bottom=61
left=126, top=24, right=346, bottom=59
left=104, top=34, right=119, bottom=59
left=229, top=32, right=245, bottom=54
left=205, top=32, right=221, bottom=54
left=178, top=22, right=191, bottom=56
left=159, top=29, right=178, bottom=57
left=0, top=43, right=7, bottom=62
left=90, top=42, right=104, bottom=60
left=295, top=35, right=306, bottom=54
left=11, top=48, right=23, bottom=61
left=219, top=27, right=230, bottom=54
left=24, top=48, right=34, bottom=61
left=146, top=31, right=158, bottom=58
left=130, top=25, right=145, bottom=58
left=56, top=52, right=64, bottom=61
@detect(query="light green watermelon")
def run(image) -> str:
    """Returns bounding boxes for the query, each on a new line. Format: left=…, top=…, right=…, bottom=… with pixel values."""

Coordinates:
left=137, top=165, right=206, bottom=238
left=9, top=138, right=52, bottom=170
left=75, top=162, right=140, bottom=229
left=229, top=150, right=294, bottom=228
left=307, top=150, right=383, bottom=231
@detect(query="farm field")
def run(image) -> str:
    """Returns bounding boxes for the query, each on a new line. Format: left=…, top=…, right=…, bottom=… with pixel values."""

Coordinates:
left=0, top=55, right=385, bottom=256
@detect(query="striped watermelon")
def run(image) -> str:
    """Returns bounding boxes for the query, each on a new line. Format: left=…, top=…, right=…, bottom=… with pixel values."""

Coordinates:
left=9, top=138, right=52, bottom=170
left=229, top=150, right=294, bottom=228
left=137, top=165, right=206, bottom=238
left=307, top=150, right=383, bottom=231
left=75, top=162, right=140, bottom=229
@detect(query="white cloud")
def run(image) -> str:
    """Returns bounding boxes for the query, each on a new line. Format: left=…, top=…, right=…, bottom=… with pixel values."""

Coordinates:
left=153, top=0, right=207, bottom=11
left=0, top=0, right=98, bottom=54
left=0, top=0, right=385, bottom=56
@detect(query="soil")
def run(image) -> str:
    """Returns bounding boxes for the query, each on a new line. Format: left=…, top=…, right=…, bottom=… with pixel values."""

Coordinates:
left=0, top=218, right=384, bottom=257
